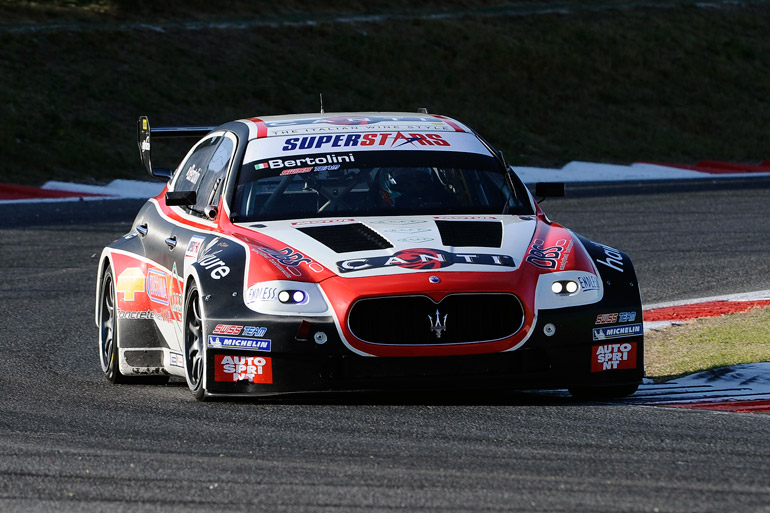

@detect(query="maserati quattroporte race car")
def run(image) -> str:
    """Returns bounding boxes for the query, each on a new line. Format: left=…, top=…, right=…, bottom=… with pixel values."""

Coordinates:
left=95, top=112, right=643, bottom=401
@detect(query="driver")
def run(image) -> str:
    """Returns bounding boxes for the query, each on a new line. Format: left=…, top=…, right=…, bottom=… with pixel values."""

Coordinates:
left=379, top=167, right=445, bottom=208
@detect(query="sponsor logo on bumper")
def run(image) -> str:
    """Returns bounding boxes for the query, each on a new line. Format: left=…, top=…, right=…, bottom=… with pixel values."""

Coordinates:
left=592, top=323, right=642, bottom=341
left=214, top=355, right=273, bottom=384
left=591, top=342, right=637, bottom=372
left=208, top=336, right=271, bottom=352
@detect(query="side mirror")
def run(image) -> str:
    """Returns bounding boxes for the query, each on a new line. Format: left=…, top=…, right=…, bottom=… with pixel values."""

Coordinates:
left=165, top=190, right=196, bottom=206
left=535, top=182, right=566, bottom=199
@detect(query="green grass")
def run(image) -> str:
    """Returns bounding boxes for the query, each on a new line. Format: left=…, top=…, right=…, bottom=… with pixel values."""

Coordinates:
left=645, top=307, right=770, bottom=382
left=2, top=1, right=770, bottom=185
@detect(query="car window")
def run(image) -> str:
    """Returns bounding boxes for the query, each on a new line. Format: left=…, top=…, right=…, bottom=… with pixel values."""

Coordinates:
left=194, top=135, right=235, bottom=211
left=172, top=134, right=235, bottom=215
left=233, top=148, right=534, bottom=222
left=174, top=137, right=220, bottom=195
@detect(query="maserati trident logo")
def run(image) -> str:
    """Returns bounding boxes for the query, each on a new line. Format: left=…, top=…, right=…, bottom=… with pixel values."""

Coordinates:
left=428, top=309, right=448, bottom=339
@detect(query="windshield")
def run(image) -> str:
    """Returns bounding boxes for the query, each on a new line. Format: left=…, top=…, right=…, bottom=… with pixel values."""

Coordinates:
left=232, top=142, right=533, bottom=222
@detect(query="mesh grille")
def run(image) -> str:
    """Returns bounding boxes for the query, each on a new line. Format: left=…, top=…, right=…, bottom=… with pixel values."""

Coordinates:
left=348, top=294, right=524, bottom=345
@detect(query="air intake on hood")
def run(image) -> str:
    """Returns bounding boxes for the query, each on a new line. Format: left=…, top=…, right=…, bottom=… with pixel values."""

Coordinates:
left=297, top=223, right=393, bottom=253
left=435, top=220, right=503, bottom=248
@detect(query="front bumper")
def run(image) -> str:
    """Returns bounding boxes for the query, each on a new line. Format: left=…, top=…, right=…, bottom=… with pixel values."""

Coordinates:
left=201, top=304, right=644, bottom=396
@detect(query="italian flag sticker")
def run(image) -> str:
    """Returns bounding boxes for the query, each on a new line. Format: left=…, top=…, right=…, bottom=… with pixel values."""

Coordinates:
left=255, top=162, right=269, bottom=170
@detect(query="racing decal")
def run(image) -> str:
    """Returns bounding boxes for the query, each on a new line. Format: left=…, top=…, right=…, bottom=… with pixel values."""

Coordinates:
left=336, top=248, right=515, bottom=273
left=368, top=219, right=428, bottom=225
left=242, top=132, right=492, bottom=164
left=280, top=167, right=314, bottom=175
left=266, top=153, right=355, bottom=170
left=577, top=274, right=599, bottom=293
left=250, top=245, right=325, bottom=277
left=264, top=115, right=444, bottom=128
left=592, top=242, right=625, bottom=272
left=214, top=355, right=273, bottom=383
left=595, top=312, right=637, bottom=325
left=169, top=263, right=184, bottom=323
left=592, top=323, right=643, bottom=341
left=380, top=227, right=431, bottom=233
left=185, top=164, right=201, bottom=184
left=147, top=269, right=170, bottom=305
left=111, top=252, right=184, bottom=327
left=170, top=352, right=184, bottom=368
left=245, top=284, right=278, bottom=304
left=208, top=336, right=271, bottom=352
left=281, top=132, right=450, bottom=152
left=291, top=218, right=355, bottom=226
left=591, top=342, right=637, bottom=372
left=212, top=324, right=268, bottom=337
left=185, top=235, right=205, bottom=259
left=117, top=267, right=145, bottom=301
left=397, top=237, right=434, bottom=243
left=198, top=254, right=230, bottom=279
left=117, top=309, right=174, bottom=322
left=525, top=238, right=573, bottom=270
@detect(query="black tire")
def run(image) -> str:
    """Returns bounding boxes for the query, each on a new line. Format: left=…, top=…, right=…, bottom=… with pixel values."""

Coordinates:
left=183, top=282, right=207, bottom=401
left=98, top=267, right=132, bottom=384
left=568, top=383, right=639, bottom=401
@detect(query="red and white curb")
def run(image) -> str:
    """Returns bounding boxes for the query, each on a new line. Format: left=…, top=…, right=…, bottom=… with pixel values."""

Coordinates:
left=643, top=290, right=770, bottom=331
left=0, top=179, right=164, bottom=203
left=635, top=290, right=770, bottom=413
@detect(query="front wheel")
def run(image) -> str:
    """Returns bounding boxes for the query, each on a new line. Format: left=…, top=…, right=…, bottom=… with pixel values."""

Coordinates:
left=183, top=282, right=207, bottom=401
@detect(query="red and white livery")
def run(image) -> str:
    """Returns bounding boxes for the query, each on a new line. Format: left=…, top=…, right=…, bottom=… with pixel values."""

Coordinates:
left=95, top=112, right=643, bottom=400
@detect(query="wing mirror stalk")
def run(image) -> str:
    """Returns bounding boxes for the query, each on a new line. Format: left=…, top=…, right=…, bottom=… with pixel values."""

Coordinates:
left=534, top=182, right=566, bottom=202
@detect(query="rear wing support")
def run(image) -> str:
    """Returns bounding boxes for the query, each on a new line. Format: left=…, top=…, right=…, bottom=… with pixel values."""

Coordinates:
left=137, top=116, right=216, bottom=180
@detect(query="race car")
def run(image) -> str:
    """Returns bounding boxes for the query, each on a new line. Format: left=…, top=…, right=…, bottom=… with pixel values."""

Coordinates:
left=95, top=111, right=644, bottom=401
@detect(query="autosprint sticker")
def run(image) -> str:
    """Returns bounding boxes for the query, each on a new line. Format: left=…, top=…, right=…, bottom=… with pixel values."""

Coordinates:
left=208, top=336, right=271, bottom=352
left=591, top=342, right=637, bottom=372
left=592, top=323, right=643, bottom=341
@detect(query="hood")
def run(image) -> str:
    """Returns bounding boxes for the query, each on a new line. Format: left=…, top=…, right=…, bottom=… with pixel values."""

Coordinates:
left=235, top=215, right=539, bottom=279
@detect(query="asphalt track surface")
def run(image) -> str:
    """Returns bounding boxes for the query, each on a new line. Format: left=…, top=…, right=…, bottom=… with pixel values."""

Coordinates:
left=1, top=180, right=770, bottom=512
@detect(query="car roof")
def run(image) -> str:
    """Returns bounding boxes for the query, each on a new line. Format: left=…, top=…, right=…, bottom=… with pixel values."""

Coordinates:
left=230, top=112, right=474, bottom=141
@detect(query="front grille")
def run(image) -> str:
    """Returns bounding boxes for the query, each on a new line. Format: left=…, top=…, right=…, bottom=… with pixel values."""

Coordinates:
left=348, top=294, right=524, bottom=345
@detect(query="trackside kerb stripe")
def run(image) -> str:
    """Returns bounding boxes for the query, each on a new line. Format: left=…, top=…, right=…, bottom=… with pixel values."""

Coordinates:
left=247, top=118, right=268, bottom=138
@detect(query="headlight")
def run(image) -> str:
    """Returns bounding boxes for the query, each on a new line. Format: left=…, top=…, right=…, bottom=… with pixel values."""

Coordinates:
left=278, top=290, right=308, bottom=304
left=245, top=281, right=330, bottom=316
left=536, top=272, right=602, bottom=309
left=551, top=280, right=579, bottom=295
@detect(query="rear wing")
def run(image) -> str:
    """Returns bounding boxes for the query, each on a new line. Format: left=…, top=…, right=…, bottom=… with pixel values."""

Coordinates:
left=137, top=116, right=217, bottom=180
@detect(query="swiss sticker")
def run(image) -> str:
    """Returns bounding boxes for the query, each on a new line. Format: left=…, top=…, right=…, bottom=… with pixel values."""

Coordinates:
left=214, top=355, right=273, bottom=383
left=591, top=342, right=637, bottom=372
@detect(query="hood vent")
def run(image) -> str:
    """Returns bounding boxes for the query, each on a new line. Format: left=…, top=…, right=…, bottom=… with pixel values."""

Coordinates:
left=435, top=220, right=503, bottom=248
left=297, top=223, right=393, bottom=253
